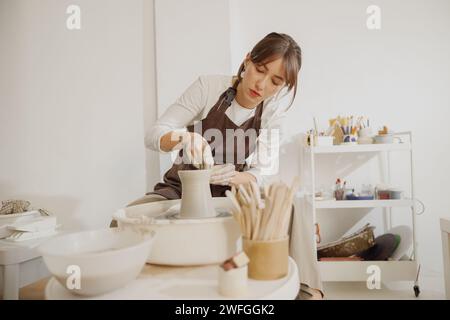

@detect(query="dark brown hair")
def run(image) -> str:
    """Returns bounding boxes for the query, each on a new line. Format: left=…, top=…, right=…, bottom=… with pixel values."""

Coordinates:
left=236, top=32, right=302, bottom=108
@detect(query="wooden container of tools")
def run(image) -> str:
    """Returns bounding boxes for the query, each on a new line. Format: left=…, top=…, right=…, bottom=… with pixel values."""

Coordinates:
left=225, top=178, right=300, bottom=280
left=243, top=236, right=289, bottom=280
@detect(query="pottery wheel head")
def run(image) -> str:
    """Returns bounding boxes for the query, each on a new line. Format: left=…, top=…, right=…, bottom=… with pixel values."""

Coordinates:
left=155, top=209, right=231, bottom=220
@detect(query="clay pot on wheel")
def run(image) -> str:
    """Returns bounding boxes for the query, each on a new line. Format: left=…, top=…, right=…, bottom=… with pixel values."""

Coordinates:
left=178, top=169, right=217, bottom=219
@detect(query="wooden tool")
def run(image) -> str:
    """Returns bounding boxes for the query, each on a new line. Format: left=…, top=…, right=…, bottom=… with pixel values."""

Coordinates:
left=230, top=178, right=300, bottom=241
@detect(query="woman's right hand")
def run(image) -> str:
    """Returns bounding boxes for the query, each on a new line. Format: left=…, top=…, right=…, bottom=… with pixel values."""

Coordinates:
left=182, top=132, right=214, bottom=168
left=161, top=131, right=213, bottom=168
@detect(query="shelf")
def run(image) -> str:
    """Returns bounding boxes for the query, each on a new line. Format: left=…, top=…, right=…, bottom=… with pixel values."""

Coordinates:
left=319, top=260, right=418, bottom=281
left=304, top=131, right=418, bottom=284
left=306, top=142, right=411, bottom=154
left=308, top=198, right=414, bottom=209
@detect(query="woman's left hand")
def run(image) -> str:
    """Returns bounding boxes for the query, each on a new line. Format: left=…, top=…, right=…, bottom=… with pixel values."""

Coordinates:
left=229, top=171, right=257, bottom=187
left=210, top=164, right=236, bottom=185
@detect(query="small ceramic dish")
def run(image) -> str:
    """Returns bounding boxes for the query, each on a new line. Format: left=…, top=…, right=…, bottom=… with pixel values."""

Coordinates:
left=345, top=194, right=375, bottom=200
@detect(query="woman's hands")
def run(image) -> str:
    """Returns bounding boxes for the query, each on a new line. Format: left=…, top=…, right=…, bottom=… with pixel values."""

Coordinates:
left=160, top=131, right=213, bottom=168
left=161, top=131, right=257, bottom=186
left=209, top=164, right=257, bottom=186
left=229, top=171, right=257, bottom=186
left=181, top=132, right=214, bottom=168
left=209, top=164, right=236, bottom=185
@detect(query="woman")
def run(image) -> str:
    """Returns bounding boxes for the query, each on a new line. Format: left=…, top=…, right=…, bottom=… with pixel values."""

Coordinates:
left=126, top=32, right=323, bottom=299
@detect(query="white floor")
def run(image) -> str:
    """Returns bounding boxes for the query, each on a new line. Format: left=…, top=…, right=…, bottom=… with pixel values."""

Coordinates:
left=323, top=282, right=446, bottom=300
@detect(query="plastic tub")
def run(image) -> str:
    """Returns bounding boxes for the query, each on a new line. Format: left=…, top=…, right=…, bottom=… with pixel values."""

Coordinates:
left=38, top=228, right=154, bottom=296
left=113, top=198, right=241, bottom=266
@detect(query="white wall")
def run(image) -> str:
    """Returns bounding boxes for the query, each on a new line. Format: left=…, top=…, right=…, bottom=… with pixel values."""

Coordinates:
left=228, top=0, right=450, bottom=292
left=143, top=0, right=161, bottom=192
left=154, top=0, right=233, bottom=177
left=0, top=0, right=153, bottom=229
left=154, top=0, right=450, bottom=292
left=1, top=0, right=449, bottom=293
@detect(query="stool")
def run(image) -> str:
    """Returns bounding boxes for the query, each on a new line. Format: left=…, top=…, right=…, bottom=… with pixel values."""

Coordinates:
left=0, top=238, right=51, bottom=300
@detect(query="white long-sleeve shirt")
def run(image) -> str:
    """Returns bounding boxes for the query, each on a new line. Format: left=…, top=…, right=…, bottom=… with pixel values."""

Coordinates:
left=145, top=75, right=292, bottom=186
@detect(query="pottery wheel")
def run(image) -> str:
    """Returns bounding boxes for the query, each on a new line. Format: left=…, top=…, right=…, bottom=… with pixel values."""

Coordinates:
left=154, top=204, right=231, bottom=220
left=114, top=197, right=240, bottom=265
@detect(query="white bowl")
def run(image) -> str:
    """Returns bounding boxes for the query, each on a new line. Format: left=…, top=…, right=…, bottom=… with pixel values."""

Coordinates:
left=386, top=225, right=413, bottom=260
left=113, top=198, right=241, bottom=266
left=373, top=134, right=402, bottom=144
left=314, top=136, right=334, bottom=147
left=38, top=228, right=154, bottom=296
left=357, top=136, right=373, bottom=145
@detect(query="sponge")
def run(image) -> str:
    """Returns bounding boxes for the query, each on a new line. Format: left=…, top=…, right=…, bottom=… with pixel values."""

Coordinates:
left=220, top=251, right=249, bottom=271
left=231, top=251, right=249, bottom=268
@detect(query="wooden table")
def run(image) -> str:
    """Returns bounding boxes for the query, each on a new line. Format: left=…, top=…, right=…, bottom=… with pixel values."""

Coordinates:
left=44, top=257, right=299, bottom=300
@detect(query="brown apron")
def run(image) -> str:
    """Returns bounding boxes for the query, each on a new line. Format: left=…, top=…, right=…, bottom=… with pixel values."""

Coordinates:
left=149, top=79, right=264, bottom=199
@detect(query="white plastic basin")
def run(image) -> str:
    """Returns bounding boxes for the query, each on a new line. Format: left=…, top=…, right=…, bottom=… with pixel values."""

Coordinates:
left=38, top=228, right=154, bottom=296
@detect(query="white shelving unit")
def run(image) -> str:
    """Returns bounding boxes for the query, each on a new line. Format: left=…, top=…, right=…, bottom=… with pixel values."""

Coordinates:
left=309, top=142, right=412, bottom=154
left=308, top=198, right=414, bottom=209
left=302, top=131, right=421, bottom=296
